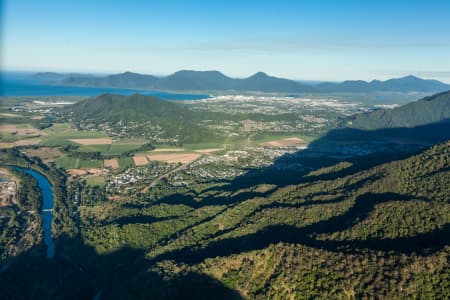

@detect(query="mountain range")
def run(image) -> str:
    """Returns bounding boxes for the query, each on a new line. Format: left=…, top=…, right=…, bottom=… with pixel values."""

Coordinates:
left=33, top=71, right=450, bottom=94
left=317, top=75, right=450, bottom=93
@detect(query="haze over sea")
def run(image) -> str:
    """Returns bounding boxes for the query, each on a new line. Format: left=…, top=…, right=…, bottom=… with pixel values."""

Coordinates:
left=0, top=72, right=210, bottom=100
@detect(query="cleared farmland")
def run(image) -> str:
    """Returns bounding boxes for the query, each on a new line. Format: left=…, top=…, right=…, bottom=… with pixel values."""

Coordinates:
left=146, top=152, right=201, bottom=164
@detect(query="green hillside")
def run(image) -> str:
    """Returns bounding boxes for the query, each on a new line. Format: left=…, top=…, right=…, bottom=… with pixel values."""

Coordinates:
left=346, top=90, right=450, bottom=129
left=59, top=93, right=219, bottom=144
left=2, top=140, right=449, bottom=299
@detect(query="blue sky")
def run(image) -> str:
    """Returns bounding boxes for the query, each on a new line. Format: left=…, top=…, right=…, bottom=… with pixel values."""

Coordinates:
left=3, top=0, right=450, bottom=82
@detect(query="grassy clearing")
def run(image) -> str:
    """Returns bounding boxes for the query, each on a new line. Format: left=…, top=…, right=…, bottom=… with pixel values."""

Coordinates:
left=184, top=142, right=224, bottom=150
left=107, top=144, right=139, bottom=155
left=69, top=139, right=148, bottom=156
left=41, top=123, right=109, bottom=147
left=79, top=159, right=103, bottom=169
left=106, top=139, right=148, bottom=155
left=42, top=127, right=147, bottom=155
left=146, top=152, right=201, bottom=164
left=21, top=147, right=63, bottom=163
left=114, top=138, right=148, bottom=145
left=118, top=157, right=134, bottom=170
left=43, top=123, right=71, bottom=131
left=153, top=144, right=183, bottom=149
left=0, top=132, right=18, bottom=143
left=85, top=176, right=106, bottom=187
left=15, top=124, right=32, bottom=129
left=57, top=157, right=80, bottom=169
left=40, top=136, right=78, bottom=147
left=57, top=157, right=103, bottom=169
left=78, top=144, right=111, bottom=153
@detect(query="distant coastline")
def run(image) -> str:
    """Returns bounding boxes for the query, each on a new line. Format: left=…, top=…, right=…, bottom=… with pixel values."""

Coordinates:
left=0, top=74, right=210, bottom=100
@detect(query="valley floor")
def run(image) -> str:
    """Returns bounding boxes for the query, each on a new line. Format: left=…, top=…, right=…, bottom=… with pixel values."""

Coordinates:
left=0, top=94, right=449, bottom=299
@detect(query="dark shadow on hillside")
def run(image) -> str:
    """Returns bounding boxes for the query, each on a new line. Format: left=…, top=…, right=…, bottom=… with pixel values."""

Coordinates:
left=156, top=174, right=382, bottom=246
left=102, top=215, right=178, bottom=226
left=151, top=120, right=450, bottom=211
left=151, top=192, right=449, bottom=264
left=3, top=121, right=449, bottom=299
left=132, top=121, right=450, bottom=254
left=0, top=235, right=243, bottom=300
left=222, top=120, right=450, bottom=189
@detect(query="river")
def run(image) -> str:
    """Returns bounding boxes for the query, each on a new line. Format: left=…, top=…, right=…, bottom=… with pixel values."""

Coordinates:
left=12, top=167, right=55, bottom=258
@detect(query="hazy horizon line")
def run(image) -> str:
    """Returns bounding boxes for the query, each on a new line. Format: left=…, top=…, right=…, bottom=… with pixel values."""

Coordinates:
left=4, top=67, right=450, bottom=84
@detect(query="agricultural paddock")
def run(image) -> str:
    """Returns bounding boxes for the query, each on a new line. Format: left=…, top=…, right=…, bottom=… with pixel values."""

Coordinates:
left=21, top=147, right=63, bottom=163
left=152, top=148, right=185, bottom=152
left=260, top=137, right=308, bottom=148
left=0, top=143, right=14, bottom=149
left=77, top=144, right=111, bottom=154
left=146, top=152, right=201, bottom=164
left=13, top=138, right=42, bottom=147
left=107, top=140, right=147, bottom=155
left=133, top=155, right=149, bottom=166
left=194, top=148, right=224, bottom=153
left=0, top=113, right=21, bottom=118
left=67, top=169, right=104, bottom=176
left=0, top=125, right=17, bottom=133
left=104, top=159, right=119, bottom=169
left=41, top=123, right=109, bottom=146
left=0, top=124, right=45, bottom=137
left=71, top=139, right=148, bottom=156
left=118, top=157, right=134, bottom=170
left=57, top=156, right=103, bottom=169
left=85, top=176, right=106, bottom=187
left=69, top=138, right=113, bottom=145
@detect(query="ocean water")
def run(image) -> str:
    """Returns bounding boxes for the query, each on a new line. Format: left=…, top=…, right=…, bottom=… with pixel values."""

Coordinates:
left=0, top=75, right=210, bottom=100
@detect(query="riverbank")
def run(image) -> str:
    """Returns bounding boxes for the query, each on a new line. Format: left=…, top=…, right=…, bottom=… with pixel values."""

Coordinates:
left=11, top=166, right=55, bottom=258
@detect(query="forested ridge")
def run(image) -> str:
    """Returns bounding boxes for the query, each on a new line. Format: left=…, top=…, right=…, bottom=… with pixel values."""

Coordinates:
left=346, top=90, right=450, bottom=130
left=0, top=169, right=42, bottom=260
left=1, top=140, right=449, bottom=299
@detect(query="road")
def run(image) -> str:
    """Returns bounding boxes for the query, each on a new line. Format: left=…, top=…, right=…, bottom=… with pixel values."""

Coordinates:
left=140, top=162, right=192, bottom=193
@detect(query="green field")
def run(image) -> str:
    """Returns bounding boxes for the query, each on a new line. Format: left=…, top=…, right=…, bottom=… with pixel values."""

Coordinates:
left=183, top=142, right=225, bottom=150
left=78, top=144, right=111, bottom=153
left=118, top=157, right=134, bottom=170
left=57, top=156, right=103, bottom=169
left=152, top=144, right=184, bottom=149
left=0, top=122, right=41, bottom=143
left=76, top=139, right=149, bottom=156
left=41, top=123, right=109, bottom=147
left=57, top=157, right=81, bottom=169
left=79, top=159, right=103, bottom=169
left=0, top=132, right=18, bottom=143
left=107, top=144, right=141, bottom=155
left=85, top=176, right=106, bottom=187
